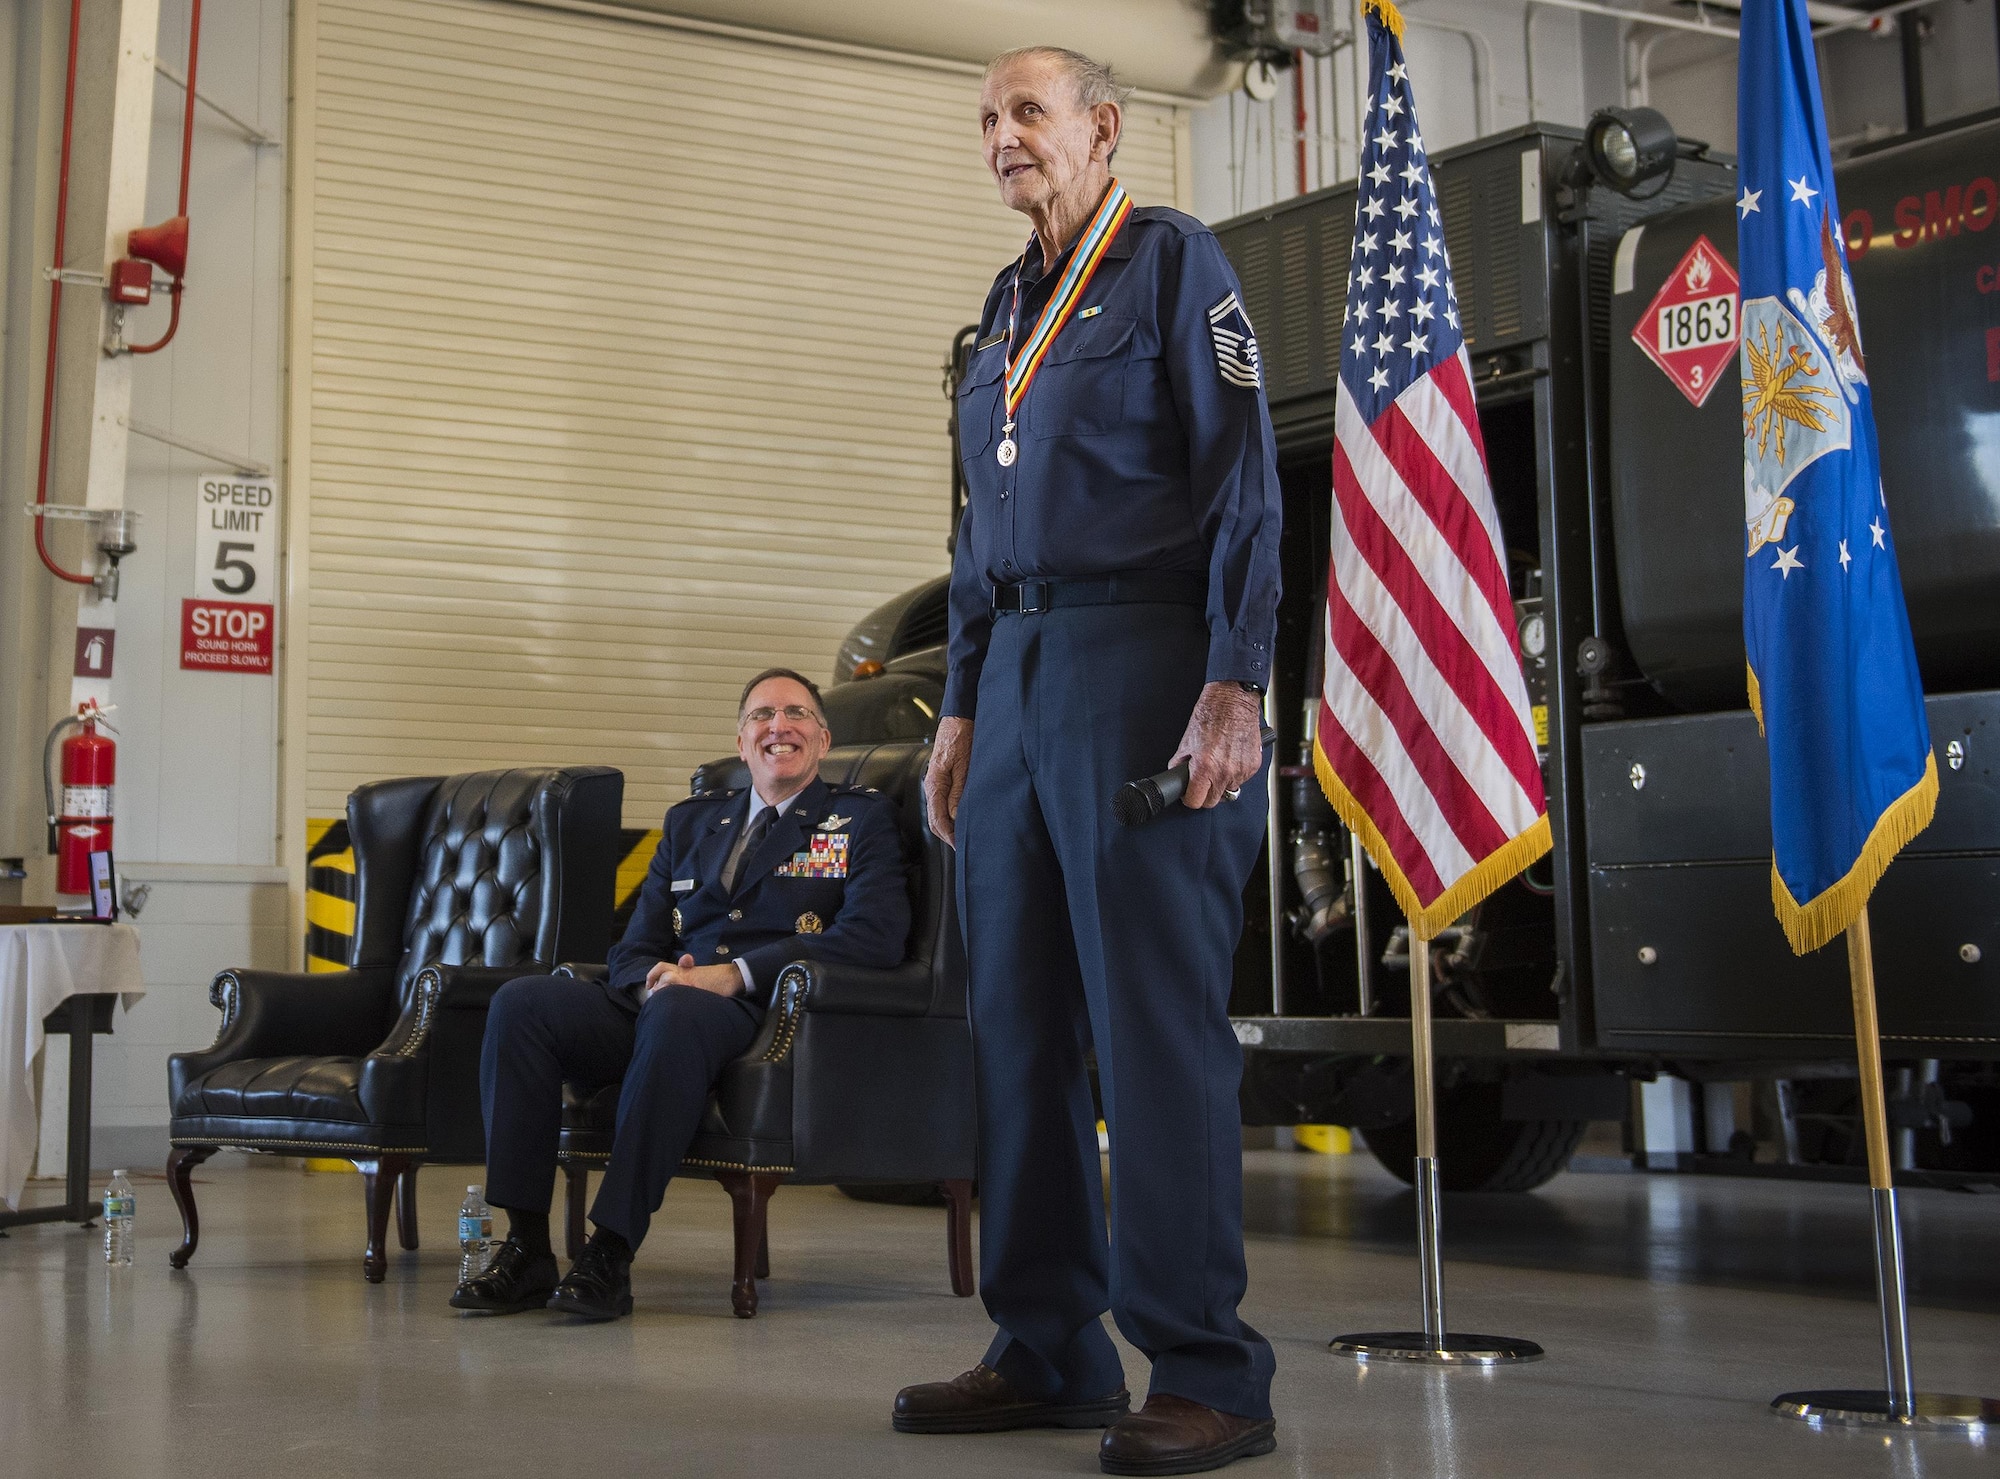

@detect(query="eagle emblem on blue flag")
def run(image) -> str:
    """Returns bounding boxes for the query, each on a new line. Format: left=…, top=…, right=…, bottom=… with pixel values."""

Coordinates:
left=1740, top=297, right=1850, bottom=555
left=1737, top=0, right=1936, bottom=954
left=1208, top=292, right=1262, bottom=390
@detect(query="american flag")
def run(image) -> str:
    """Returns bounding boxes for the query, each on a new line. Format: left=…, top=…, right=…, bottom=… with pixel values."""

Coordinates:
left=1313, top=0, right=1550, bottom=940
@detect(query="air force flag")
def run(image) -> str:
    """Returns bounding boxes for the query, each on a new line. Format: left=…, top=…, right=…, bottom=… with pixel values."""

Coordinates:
left=1738, top=0, right=1935, bottom=954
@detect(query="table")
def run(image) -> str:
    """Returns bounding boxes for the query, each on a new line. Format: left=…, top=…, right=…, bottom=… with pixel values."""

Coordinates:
left=0, top=922, right=145, bottom=1221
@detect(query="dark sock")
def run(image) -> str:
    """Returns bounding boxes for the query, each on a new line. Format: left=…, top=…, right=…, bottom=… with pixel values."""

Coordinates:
left=503, top=1207, right=550, bottom=1259
left=587, top=1226, right=632, bottom=1262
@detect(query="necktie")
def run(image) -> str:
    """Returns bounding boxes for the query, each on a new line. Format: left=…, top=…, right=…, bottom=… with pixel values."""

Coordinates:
left=721, top=805, right=777, bottom=894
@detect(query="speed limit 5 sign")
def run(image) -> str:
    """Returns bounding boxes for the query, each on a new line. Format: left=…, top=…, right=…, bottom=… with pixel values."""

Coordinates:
left=1632, top=235, right=1740, bottom=409
left=194, top=474, right=277, bottom=600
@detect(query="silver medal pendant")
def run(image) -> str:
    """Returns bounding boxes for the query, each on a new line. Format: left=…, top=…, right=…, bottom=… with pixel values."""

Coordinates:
left=996, top=437, right=1018, bottom=468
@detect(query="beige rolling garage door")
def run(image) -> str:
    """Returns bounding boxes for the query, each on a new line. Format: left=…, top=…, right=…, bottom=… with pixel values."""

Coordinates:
left=291, top=0, right=1186, bottom=824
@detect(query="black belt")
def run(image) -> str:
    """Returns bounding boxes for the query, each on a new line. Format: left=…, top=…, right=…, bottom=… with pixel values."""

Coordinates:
left=991, top=573, right=1206, bottom=615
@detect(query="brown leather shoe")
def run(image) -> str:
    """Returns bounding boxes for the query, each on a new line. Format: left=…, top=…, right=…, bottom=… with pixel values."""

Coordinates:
left=1099, top=1393, right=1277, bottom=1475
left=893, top=1363, right=1131, bottom=1434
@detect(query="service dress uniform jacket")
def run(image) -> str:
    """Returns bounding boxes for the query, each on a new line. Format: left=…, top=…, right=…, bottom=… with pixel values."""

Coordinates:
left=479, top=776, right=909, bottom=1247
left=945, top=201, right=1284, bottom=1420
left=608, top=776, right=911, bottom=1008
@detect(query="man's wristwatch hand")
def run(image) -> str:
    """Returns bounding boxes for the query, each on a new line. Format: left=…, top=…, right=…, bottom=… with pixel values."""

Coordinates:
left=1236, top=680, right=1264, bottom=697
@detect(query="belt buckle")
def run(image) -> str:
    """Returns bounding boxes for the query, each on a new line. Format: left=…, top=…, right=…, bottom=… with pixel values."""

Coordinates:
left=1016, top=580, right=1051, bottom=615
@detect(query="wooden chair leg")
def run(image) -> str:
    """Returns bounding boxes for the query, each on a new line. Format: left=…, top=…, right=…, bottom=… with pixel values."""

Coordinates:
left=563, top=1163, right=590, bottom=1262
left=716, top=1171, right=782, bottom=1318
left=755, top=1226, right=771, bottom=1281
left=165, top=1145, right=217, bottom=1269
left=941, top=1178, right=975, bottom=1297
left=354, top=1154, right=419, bottom=1283
left=394, top=1163, right=421, bottom=1251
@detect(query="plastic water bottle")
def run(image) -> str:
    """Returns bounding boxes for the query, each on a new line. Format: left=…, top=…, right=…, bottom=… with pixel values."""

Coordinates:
left=103, top=1170, right=135, bottom=1266
left=458, top=1186, right=494, bottom=1282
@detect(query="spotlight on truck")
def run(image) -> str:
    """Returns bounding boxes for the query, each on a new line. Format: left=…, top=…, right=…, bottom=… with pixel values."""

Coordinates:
left=1583, top=106, right=1679, bottom=198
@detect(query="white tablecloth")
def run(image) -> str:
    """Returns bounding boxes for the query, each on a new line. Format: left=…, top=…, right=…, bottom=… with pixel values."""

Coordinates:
left=1, top=923, right=145, bottom=1210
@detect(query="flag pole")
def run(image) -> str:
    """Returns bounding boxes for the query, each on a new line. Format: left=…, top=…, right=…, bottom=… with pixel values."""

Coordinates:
left=1772, top=904, right=1998, bottom=1429
left=1328, top=915, right=1541, bottom=1366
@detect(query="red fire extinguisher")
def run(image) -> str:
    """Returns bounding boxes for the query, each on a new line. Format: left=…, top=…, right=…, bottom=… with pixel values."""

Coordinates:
left=44, top=702, right=115, bottom=895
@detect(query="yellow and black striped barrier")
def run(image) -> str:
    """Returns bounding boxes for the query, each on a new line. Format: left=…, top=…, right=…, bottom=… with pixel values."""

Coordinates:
left=304, top=818, right=356, bottom=972
left=302, top=821, right=661, bottom=970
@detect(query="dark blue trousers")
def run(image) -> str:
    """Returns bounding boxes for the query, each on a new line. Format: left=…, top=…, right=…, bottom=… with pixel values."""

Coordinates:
left=956, top=601, right=1275, bottom=1420
left=479, top=976, right=763, bottom=1249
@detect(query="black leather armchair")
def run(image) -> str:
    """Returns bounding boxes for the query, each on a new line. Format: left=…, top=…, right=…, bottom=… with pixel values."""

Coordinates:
left=167, top=767, right=622, bottom=1281
left=555, top=740, right=976, bottom=1316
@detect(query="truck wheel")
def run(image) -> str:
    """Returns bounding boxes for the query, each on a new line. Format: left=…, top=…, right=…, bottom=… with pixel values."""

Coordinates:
left=1361, top=1081, right=1587, bottom=1192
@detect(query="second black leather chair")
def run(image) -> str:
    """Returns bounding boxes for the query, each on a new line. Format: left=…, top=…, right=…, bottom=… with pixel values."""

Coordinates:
left=554, top=740, right=976, bottom=1316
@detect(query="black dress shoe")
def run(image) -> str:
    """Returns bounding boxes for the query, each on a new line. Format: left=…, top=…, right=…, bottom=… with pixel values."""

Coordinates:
left=448, top=1237, right=559, bottom=1314
left=546, top=1238, right=633, bottom=1321
left=1099, top=1394, right=1277, bottom=1475
left=893, top=1363, right=1131, bottom=1434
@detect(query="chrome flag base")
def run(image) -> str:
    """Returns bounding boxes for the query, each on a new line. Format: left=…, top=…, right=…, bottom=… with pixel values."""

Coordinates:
left=1328, top=1331, right=1543, bottom=1365
left=1771, top=1391, right=1999, bottom=1431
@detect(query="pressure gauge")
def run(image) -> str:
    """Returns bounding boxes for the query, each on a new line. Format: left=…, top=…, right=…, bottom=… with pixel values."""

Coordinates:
left=1519, top=612, right=1547, bottom=660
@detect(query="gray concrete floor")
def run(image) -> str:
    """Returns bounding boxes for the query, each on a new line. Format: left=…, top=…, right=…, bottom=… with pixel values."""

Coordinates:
left=1, top=1150, right=1995, bottom=1478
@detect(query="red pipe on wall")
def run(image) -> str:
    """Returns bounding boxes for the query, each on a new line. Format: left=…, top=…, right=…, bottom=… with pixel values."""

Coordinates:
left=32, top=0, right=92, bottom=586
left=128, top=0, right=201, bottom=356
left=1293, top=49, right=1309, bottom=197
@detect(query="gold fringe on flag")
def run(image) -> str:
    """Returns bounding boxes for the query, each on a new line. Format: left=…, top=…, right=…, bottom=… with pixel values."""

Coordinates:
left=1361, top=0, right=1406, bottom=39
left=1746, top=661, right=1764, bottom=736
left=1313, top=739, right=1552, bottom=943
left=1772, top=751, right=1938, bottom=956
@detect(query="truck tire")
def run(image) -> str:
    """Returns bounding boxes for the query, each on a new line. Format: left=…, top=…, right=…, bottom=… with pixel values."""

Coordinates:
left=1361, top=1081, right=1586, bottom=1193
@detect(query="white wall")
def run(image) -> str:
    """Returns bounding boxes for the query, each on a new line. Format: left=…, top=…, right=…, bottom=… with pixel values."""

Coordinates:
left=1642, top=3, right=2000, bottom=160
left=10, top=0, right=291, bottom=1171
left=118, top=0, right=286, bottom=870
left=1190, top=0, right=1625, bottom=223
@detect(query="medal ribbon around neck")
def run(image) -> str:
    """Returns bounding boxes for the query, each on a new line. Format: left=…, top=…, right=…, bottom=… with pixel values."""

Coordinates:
left=1003, top=180, right=1133, bottom=423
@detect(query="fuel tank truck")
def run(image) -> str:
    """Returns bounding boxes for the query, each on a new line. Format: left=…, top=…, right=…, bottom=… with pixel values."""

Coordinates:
left=824, top=110, right=2000, bottom=1191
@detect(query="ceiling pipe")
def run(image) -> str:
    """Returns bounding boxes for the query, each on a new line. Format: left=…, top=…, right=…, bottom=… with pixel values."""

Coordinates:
left=1525, top=0, right=1954, bottom=121
left=1691, top=0, right=1895, bottom=33
left=32, top=0, right=94, bottom=587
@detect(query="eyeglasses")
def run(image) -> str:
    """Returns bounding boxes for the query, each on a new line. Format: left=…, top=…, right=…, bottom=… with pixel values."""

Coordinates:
left=740, top=704, right=823, bottom=727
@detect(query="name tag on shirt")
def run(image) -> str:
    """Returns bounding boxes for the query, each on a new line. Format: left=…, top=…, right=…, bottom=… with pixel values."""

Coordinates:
left=976, top=332, right=1006, bottom=351
left=671, top=879, right=697, bottom=893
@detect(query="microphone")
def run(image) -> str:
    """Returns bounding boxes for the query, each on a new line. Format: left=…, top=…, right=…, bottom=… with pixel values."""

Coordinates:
left=1114, top=727, right=1278, bottom=826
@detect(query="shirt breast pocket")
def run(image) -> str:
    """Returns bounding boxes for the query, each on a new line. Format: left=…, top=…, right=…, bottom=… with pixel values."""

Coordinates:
left=1027, top=314, right=1152, bottom=441
left=956, top=344, right=1006, bottom=461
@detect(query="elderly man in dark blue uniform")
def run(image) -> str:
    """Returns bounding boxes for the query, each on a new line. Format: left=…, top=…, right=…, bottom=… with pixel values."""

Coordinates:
left=894, top=46, right=1283, bottom=1478
left=452, top=668, right=909, bottom=1320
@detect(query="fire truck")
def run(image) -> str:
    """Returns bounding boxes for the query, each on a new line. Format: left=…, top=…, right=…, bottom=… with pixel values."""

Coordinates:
left=824, top=108, right=2000, bottom=1191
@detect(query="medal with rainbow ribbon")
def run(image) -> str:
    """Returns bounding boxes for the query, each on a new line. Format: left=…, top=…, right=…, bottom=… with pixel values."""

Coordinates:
left=997, top=180, right=1134, bottom=467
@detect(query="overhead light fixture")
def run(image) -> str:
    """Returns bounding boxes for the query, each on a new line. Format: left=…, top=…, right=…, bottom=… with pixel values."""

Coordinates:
left=1584, top=107, right=1679, bottom=198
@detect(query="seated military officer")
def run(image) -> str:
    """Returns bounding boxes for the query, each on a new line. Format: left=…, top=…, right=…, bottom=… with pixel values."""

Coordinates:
left=451, top=667, right=910, bottom=1320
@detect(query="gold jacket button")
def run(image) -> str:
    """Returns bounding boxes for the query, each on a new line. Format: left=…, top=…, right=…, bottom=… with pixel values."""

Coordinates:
left=716, top=945, right=730, bottom=956
left=729, top=909, right=743, bottom=920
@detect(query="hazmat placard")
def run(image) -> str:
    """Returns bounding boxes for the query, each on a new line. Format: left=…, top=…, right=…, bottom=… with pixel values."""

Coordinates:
left=1631, top=235, right=1740, bottom=408
left=194, top=474, right=277, bottom=601
left=180, top=599, right=274, bottom=674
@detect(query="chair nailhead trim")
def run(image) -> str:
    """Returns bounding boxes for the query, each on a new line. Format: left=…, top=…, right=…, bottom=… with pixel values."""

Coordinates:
left=170, top=1137, right=428, bottom=1154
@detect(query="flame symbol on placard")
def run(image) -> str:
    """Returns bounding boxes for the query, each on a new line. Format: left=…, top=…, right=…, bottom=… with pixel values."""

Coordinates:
left=1686, top=251, right=1713, bottom=292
